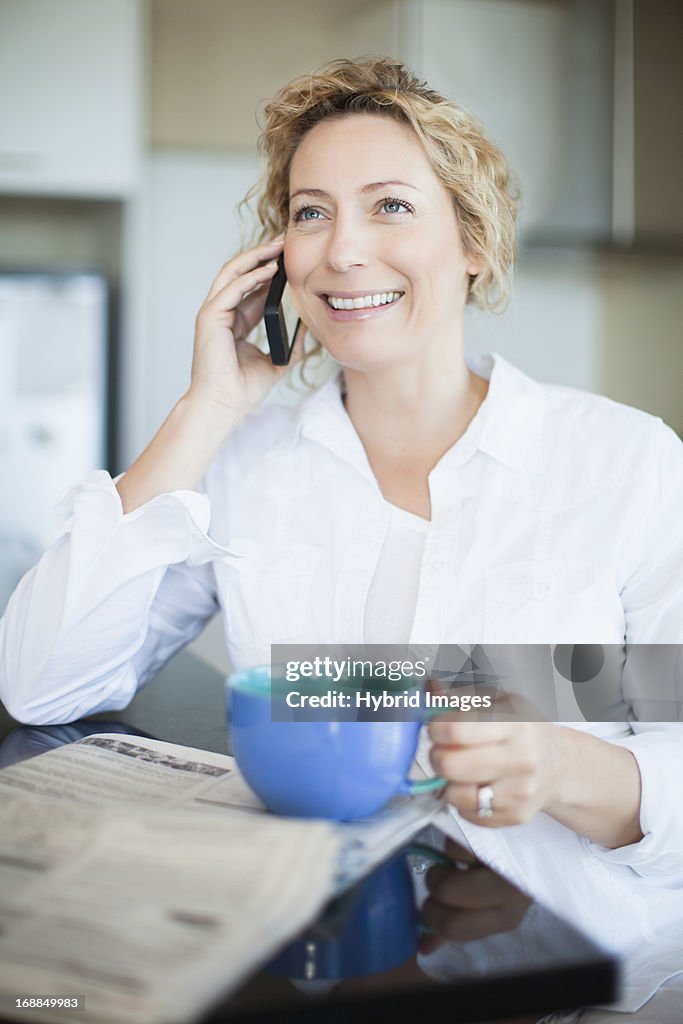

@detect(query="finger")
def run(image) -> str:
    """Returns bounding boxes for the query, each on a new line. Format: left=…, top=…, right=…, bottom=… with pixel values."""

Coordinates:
left=443, top=780, right=512, bottom=824
left=428, top=719, right=513, bottom=746
left=231, top=281, right=272, bottom=342
left=425, top=865, right=482, bottom=908
left=204, top=239, right=284, bottom=303
left=203, top=261, right=280, bottom=320
left=426, top=863, right=515, bottom=909
left=421, top=898, right=515, bottom=943
left=432, top=727, right=540, bottom=784
left=430, top=742, right=510, bottom=784
left=443, top=777, right=537, bottom=826
left=207, top=239, right=283, bottom=303
left=232, top=336, right=286, bottom=378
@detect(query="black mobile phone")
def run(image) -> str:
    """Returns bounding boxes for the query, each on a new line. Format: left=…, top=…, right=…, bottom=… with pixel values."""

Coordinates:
left=263, top=253, right=301, bottom=365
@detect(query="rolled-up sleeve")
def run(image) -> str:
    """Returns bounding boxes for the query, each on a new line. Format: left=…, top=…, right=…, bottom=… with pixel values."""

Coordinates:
left=621, top=420, right=683, bottom=643
left=587, top=420, right=683, bottom=879
left=585, top=725, right=683, bottom=879
left=0, top=471, right=235, bottom=725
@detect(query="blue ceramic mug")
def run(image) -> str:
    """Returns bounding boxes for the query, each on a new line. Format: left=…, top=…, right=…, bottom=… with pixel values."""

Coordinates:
left=226, top=665, right=444, bottom=821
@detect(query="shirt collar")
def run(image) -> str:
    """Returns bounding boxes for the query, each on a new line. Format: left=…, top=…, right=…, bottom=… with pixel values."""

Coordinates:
left=273, top=352, right=545, bottom=476
left=272, top=368, right=372, bottom=476
left=468, top=352, right=545, bottom=475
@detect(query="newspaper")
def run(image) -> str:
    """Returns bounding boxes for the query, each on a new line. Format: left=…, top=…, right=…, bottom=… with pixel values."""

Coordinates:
left=0, top=734, right=441, bottom=1024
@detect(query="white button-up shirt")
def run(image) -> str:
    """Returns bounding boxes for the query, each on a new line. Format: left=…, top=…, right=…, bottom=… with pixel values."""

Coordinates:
left=1, top=352, right=682, bottom=979
left=205, top=350, right=680, bottom=659
left=3, top=352, right=681, bottom=705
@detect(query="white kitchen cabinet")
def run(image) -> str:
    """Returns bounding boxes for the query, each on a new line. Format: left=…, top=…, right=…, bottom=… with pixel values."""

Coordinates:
left=397, top=0, right=614, bottom=242
left=397, top=0, right=682, bottom=247
left=0, top=0, right=142, bottom=197
left=0, top=272, right=108, bottom=611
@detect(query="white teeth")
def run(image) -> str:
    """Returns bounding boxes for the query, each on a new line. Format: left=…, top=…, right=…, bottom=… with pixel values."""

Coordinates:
left=326, top=291, right=403, bottom=310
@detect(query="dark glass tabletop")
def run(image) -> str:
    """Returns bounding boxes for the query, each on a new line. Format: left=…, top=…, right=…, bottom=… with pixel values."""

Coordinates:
left=202, top=834, right=617, bottom=1024
left=0, top=651, right=619, bottom=1024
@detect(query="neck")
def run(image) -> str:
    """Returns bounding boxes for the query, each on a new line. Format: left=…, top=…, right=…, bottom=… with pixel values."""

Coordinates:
left=341, top=345, right=488, bottom=461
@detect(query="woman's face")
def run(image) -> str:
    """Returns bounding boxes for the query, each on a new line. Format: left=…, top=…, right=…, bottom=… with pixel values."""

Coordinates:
left=284, top=113, right=480, bottom=371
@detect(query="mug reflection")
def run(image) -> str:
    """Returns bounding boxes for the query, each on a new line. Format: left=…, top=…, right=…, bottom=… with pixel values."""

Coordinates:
left=266, top=837, right=531, bottom=992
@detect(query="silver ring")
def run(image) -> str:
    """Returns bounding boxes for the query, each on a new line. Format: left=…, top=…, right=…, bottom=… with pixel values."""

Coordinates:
left=477, top=784, right=495, bottom=818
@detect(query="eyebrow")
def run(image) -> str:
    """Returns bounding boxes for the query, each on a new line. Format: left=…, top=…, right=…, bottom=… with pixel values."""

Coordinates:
left=289, top=180, right=419, bottom=202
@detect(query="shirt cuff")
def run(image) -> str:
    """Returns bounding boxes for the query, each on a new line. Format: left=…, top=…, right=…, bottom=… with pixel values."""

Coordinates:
left=53, top=469, right=240, bottom=567
left=584, top=730, right=683, bottom=879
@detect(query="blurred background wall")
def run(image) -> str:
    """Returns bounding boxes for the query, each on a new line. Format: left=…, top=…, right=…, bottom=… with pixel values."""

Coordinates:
left=1, top=0, right=681, bottom=671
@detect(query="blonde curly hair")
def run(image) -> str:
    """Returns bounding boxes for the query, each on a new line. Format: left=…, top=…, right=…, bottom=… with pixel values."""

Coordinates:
left=244, top=57, right=518, bottom=368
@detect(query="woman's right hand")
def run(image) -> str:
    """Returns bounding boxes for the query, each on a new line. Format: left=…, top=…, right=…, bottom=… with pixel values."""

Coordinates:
left=187, top=237, right=304, bottom=428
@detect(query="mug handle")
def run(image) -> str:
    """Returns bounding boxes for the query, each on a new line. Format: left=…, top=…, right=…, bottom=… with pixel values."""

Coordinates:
left=402, top=775, right=446, bottom=795
left=400, top=702, right=453, bottom=796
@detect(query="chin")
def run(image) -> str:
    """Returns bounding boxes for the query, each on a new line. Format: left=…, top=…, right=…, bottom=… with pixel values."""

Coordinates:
left=320, top=339, right=410, bottom=373
left=317, top=329, right=387, bottom=362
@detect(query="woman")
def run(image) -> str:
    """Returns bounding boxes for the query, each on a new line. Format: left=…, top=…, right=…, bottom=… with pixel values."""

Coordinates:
left=0, top=59, right=681, bottom=887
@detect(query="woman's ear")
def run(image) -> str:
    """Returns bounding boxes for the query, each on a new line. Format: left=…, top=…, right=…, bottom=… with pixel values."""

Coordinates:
left=465, top=252, right=484, bottom=277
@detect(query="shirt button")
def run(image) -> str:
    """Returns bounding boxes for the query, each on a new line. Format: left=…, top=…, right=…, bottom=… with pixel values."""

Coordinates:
left=533, top=580, right=551, bottom=598
left=431, top=559, right=445, bottom=569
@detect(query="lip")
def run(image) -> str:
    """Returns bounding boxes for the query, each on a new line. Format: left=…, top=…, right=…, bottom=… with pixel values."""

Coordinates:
left=318, top=292, right=404, bottom=322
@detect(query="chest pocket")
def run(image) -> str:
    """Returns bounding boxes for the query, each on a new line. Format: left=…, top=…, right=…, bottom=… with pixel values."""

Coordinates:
left=484, top=561, right=601, bottom=643
left=220, top=539, right=321, bottom=645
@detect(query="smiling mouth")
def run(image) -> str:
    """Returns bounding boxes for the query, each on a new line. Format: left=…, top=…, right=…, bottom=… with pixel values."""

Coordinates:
left=324, top=291, right=404, bottom=310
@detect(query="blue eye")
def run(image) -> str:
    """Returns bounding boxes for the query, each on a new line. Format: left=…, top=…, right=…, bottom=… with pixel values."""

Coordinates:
left=381, top=197, right=414, bottom=215
left=293, top=206, right=322, bottom=222
left=292, top=197, right=414, bottom=222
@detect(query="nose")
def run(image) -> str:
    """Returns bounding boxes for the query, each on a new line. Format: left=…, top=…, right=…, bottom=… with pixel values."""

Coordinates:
left=324, top=213, right=370, bottom=273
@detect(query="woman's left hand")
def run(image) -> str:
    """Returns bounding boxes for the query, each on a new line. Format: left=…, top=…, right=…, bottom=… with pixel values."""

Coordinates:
left=428, top=719, right=568, bottom=827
